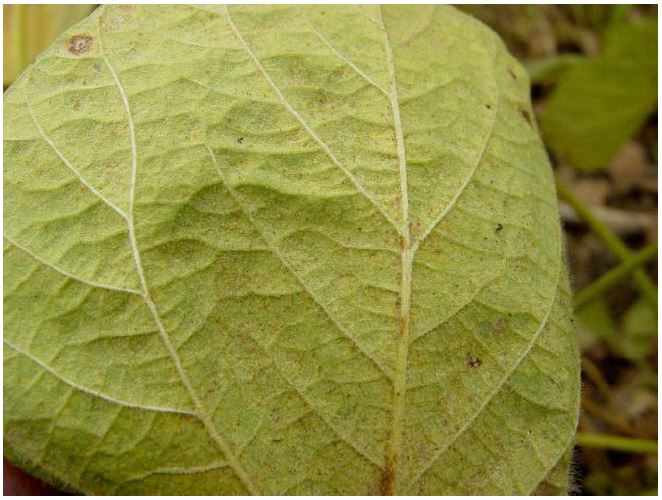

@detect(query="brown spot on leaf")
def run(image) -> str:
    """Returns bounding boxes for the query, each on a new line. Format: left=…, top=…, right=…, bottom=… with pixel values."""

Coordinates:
left=495, top=223, right=504, bottom=233
left=508, top=68, right=517, bottom=80
left=517, top=105, right=533, bottom=126
left=466, top=354, right=482, bottom=368
left=68, top=35, right=93, bottom=55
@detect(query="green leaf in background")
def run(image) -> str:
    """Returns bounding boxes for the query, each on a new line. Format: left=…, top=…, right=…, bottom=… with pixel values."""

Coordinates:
left=620, top=298, right=657, bottom=362
left=541, top=16, right=657, bottom=172
left=577, top=296, right=656, bottom=363
left=525, top=54, right=585, bottom=86
left=3, top=4, right=96, bottom=87
left=4, top=5, right=580, bottom=494
left=575, top=297, right=618, bottom=351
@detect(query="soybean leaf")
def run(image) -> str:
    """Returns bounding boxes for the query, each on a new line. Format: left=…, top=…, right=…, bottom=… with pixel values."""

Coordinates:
left=3, top=5, right=579, bottom=495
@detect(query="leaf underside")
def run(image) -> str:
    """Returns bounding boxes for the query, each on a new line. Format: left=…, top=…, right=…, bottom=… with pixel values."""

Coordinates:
left=3, top=5, right=580, bottom=495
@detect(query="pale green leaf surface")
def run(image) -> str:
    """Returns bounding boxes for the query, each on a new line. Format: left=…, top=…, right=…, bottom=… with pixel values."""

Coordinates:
left=4, top=5, right=580, bottom=495
left=541, top=17, right=657, bottom=172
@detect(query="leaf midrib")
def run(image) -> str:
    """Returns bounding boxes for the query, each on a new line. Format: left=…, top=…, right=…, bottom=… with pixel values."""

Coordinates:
left=377, top=7, right=413, bottom=495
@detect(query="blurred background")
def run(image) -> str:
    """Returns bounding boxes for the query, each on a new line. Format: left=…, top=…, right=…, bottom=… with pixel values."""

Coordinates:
left=3, top=4, right=658, bottom=495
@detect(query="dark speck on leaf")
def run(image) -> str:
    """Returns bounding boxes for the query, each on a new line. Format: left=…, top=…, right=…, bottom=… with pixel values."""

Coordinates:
left=495, top=223, right=504, bottom=233
left=68, top=35, right=93, bottom=55
left=237, top=137, right=244, bottom=144
left=466, top=354, right=482, bottom=368
left=508, top=68, right=517, bottom=80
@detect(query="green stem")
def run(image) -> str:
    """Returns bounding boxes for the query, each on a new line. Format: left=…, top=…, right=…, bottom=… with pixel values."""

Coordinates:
left=556, top=180, right=657, bottom=310
left=10, top=5, right=27, bottom=74
left=525, top=54, right=584, bottom=84
left=576, top=432, right=658, bottom=454
left=575, top=243, right=658, bottom=309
